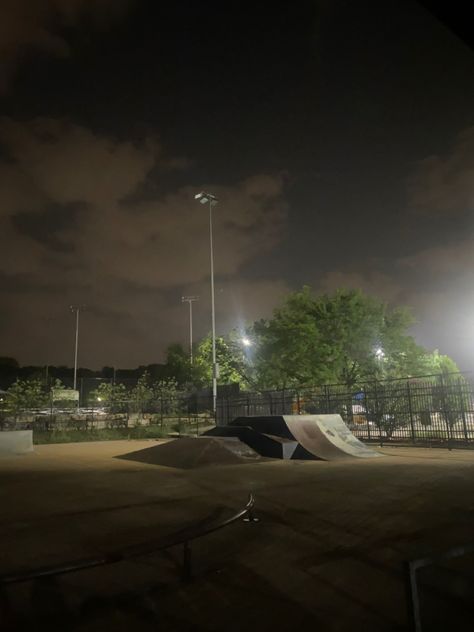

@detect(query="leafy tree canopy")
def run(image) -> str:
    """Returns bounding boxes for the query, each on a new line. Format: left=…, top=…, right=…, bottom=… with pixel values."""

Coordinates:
left=163, top=343, right=193, bottom=386
left=193, top=334, right=250, bottom=388
left=252, top=287, right=459, bottom=389
left=5, top=378, right=48, bottom=415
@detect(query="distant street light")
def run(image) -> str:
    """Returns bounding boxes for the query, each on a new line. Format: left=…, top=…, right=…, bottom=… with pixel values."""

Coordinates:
left=375, top=347, right=385, bottom=359
left=241, top=337, right=252, bottom=347
left=194, top=191, right=219, bottom=418
left=182, top=296, right=199, bottom=364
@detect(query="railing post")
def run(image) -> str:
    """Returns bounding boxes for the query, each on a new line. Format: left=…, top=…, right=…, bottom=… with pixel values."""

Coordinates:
left=407, top=381, right=416, bottom=445
left=296, top=390, right=301, bottom=414
left=405, top=561, right=422, bottom=632
left=243, top=507, right=259, bottom=523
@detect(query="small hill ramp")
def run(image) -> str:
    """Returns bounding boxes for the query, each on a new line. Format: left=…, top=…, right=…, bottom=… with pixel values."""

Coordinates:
left=219, top=414, right=382, bottom=460
left=117, top=437, right=262, bottom=469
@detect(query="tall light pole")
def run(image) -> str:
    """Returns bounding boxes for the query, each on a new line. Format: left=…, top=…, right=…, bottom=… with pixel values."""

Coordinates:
left=181, top=295, right=199, bottom=363
left=194, top=191, right=219, bottom=419
left=70, top=305, right=81, bottom=391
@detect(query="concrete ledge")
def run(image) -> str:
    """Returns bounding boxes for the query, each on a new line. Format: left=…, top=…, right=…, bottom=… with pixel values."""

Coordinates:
left=0, top=430, right=33, bottom=456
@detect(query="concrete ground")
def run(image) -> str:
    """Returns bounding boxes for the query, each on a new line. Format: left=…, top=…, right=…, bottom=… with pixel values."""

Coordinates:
left=1, top=440, right=474, bottom=631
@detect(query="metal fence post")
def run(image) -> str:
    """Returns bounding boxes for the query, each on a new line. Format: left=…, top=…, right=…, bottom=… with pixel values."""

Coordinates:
left=366, top=389, right=371, bottom=442
left=407, top=380, right=416, bottom=445
left=439, top=374, right=452, bottom=450
left=324, top=385, right=330, bottom=414
left=458, top=377, right=468, bottom=445
left=50, top=390, right=54, bottom=428
left=374, top=380, right=382, bottom=446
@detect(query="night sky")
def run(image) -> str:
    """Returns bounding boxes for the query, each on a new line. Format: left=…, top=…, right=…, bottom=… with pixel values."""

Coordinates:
left=0, top=0, right=473, bottom=371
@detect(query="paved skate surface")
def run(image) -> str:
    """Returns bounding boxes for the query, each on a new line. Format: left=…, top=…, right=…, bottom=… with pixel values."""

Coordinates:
left=1, top=440, right=474, bottom=631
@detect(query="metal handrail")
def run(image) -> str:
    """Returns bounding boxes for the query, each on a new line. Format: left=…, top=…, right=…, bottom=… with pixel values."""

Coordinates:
left=1, top=493, right=257, bottom=585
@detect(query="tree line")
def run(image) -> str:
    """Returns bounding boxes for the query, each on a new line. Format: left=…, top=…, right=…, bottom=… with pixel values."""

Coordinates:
left=1, top=288, right=460, bottom=401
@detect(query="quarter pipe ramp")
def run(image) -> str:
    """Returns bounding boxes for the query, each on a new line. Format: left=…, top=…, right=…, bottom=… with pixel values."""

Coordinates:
left=206, top=415, right=381, bottom=460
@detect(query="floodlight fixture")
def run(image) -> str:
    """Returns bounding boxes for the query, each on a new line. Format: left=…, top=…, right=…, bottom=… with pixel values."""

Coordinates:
left=195, top=191, right=219, bottom=206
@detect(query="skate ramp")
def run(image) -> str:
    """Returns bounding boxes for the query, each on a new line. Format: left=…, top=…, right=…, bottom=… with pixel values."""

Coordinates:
left=222, top=414, right=382, bottom=460
left=286, top=415, right=382, bottom=459
left=206, top=425, right=300, bottom=459
left=117, top=437, right=262, bottom=469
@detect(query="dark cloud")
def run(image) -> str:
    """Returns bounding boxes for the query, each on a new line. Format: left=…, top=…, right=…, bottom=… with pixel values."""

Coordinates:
left=0, top=116, right=472, bottom=370
left=0, top=0, right=133, bottom=92
left=11, top=201, right=86, bottom=252
left=0, top=116, right=289, bottom=367
left=407, top=126, right=474, bottom=217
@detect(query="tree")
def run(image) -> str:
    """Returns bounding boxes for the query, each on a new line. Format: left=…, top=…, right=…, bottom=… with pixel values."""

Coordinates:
left=130, top=371, right=154, bottom=417
left=193, top=334, right=251, bottom=388
left=416, top=350, right=460, bottom=376
left=152, top=377, right=179, bottom=399
left=163, top=343, right=193, bottom=385
left=89, top=381, right=127, bottom=411
left=252, top=287, right=454, bottom=389
left=5, top=378, right=48, bottom=420
left=152, top=377, right=180, bottom=416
